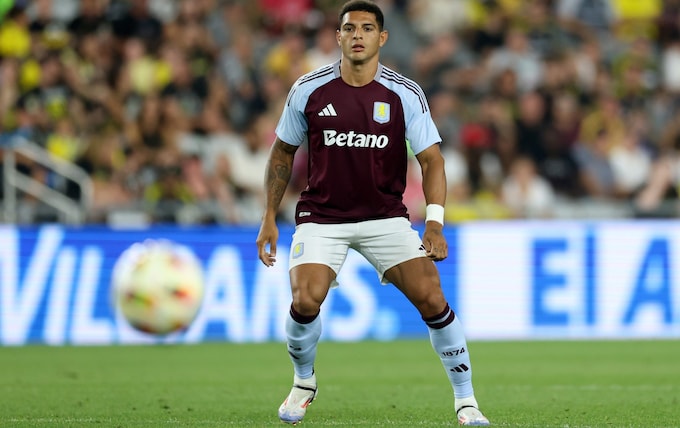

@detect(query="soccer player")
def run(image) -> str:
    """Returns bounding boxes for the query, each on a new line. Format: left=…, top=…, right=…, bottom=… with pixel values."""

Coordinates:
left=255, top=1, right=490, bottom=425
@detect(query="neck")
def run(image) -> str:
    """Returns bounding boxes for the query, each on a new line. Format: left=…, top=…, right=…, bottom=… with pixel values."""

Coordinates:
left=339, top=58, right=379, bottom=87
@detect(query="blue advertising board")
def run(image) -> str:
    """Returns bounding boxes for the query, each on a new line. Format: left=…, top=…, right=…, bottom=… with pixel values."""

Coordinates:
left=0, top=225, right=452, bottom=345
left=1, top=221, right=679, bottom=345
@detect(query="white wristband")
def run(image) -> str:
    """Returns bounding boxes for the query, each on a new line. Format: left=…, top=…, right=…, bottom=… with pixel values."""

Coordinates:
left=425, top=204, right=445, bottom=225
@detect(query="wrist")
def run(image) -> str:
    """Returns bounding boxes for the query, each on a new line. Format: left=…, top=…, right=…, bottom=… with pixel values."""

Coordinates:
left=425, top=204, right=444, bottom=226
left=262, top=210, right=278, bottom=222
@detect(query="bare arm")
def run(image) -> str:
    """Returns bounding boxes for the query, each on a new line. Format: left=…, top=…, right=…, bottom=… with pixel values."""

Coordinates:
left=256, top=137, right=299, bottom=266
left=263, top=137, right=298, bottom=217
left=415, top=144, right=447, bottom=261
left=417, top=144, right=447, bottom=207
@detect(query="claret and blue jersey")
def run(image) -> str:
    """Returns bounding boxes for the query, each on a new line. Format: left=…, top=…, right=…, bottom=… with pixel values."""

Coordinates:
left=276, top=61, right=442, bottom=225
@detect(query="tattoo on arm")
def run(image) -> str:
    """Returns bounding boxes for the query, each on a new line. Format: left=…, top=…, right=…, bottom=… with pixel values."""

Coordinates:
left=264, top=139, right=297, bottom=213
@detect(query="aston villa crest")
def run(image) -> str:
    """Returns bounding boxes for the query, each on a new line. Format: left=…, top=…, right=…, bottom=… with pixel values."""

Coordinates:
left=373, top=102, right=390, bottom=124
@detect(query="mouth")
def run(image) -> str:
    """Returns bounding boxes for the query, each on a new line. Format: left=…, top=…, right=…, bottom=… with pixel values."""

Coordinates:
left=351, top=44, right=365, bottom=52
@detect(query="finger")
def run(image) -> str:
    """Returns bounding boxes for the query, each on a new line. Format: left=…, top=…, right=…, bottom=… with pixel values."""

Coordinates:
left=264, top=243, right=277, bottom=267
left=257, top=243, right=273, bottom=266
left=425, top=246, right=447, bottom=262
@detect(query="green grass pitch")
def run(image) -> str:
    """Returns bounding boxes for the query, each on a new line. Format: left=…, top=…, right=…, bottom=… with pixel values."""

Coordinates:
left=1, top=339, right=678, bottom=427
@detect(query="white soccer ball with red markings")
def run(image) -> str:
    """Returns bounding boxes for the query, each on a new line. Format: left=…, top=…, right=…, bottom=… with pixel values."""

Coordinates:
left=112, top=239, right=205, bottom=335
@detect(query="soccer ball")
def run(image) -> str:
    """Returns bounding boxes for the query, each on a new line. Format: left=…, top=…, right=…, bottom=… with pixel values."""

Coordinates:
left=112, top=239, right=205, bottom=335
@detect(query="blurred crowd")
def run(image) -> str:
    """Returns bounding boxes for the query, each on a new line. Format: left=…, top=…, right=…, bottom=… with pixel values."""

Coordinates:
left=1, top=0, right=680, bottom=225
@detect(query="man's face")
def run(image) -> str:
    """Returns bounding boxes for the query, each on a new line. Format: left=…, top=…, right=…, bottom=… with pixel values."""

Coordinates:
left=336, top=11, right=387, bottom=65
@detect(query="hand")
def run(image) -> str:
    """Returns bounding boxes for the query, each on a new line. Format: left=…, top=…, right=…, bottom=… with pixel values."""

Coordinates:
left=256, top=218, right=279, bottom=267
left=423, top=223, right=447, bottom=262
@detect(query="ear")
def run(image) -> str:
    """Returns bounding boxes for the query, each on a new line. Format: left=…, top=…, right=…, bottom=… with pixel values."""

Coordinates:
left=336, top=29, right=342, bottom=46
left=379, top=30, right=388, bottom=47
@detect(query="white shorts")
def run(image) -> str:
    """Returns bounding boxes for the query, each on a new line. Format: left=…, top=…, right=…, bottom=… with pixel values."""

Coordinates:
left=288, top=217, right=427, bottom=286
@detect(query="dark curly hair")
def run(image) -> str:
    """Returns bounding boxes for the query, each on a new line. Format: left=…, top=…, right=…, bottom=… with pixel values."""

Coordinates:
left=338, top=0, right=385, bottom=31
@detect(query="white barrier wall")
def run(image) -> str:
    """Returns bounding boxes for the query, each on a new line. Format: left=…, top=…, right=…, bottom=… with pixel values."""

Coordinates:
left=458, top=221, right=680, bottom=339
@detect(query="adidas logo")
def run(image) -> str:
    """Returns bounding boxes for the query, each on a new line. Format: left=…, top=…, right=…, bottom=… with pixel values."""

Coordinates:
left=318, top=103, right=338, bottom=117
left=450, top=363, right=469, bottom=373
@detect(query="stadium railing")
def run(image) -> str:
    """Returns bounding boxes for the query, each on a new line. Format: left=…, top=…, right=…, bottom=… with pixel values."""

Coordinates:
left=2, top=137, right=93, bottom=224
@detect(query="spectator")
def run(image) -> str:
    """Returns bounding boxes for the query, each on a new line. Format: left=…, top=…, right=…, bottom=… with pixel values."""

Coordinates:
left=570, top=37, right=605, bottom=94
left=375, top=0, right=420, bottom=73
left=634, top=159, right=680, bottom=217
left=263, top=26, right=312, bottom=87
left=661, top=38, right=680, bottom=93
left=78, top=125, right=137, bottom=221
left=306, top=22, right=341, bottom=70
left=556, top=0, right=617, bottom=53
left=258, top=0, right=314, bottom=34
left=121, top=37, right=162, bottom=97
left=611, top=37, right=658, bottom=112
left=110, top=0, right=163, bottom=50
left=429, top=89, right=463, bottom=151
left=126, top=93, right=166, bottom=163
left=486, top=27, right=544, bottom=93
left=540, top=126, right=583, bottom=198
left=579, top=93, right=626, bottom=151
left=657, top=0, right=680, bottom=47
left=159, top=46, right=209, bottom=129
left=473, top=94, right=516, bottom=178
left=539, top=92, right=583, bottom=197
left=501, top=155, right=556, bottom=218
left=217, top=30, right=265, bottom=130
left=0, top=58, right=21, bottom=137
left=45, top=116, right=83, bottom=163
left=28, top=0, right=56, bottom=35
left=468, top=1, right=508, bottom=59
left=573, top=128, right=623, bottom=199
left=165, top=2, right=218, bottom=80
left=63, top=30, right=119, bottom=127
left=412, top=31, right=474, bottom=94
left=67, top=0, right=109, bottom=37
left=16, top=52, right=81, bottom=142
left=514, top=90, right=549, bottom=165
left=408, top=0, right=472, bottom=39
left=197, top=103, right=240, bottom=224
left=521, top=0, right=572, bottom=58
left=610, top=0, right=662, bottom=43
left=224, top=114, right=273, bottom=224
left=0, top=5, right=31, bottom=59
left=609, top=124, right=653, bottom=198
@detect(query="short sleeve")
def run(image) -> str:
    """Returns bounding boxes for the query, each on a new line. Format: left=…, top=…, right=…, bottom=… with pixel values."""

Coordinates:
left=275, top=84, right=308, bottom=147
left=404, top=94, right=441, bottom=155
